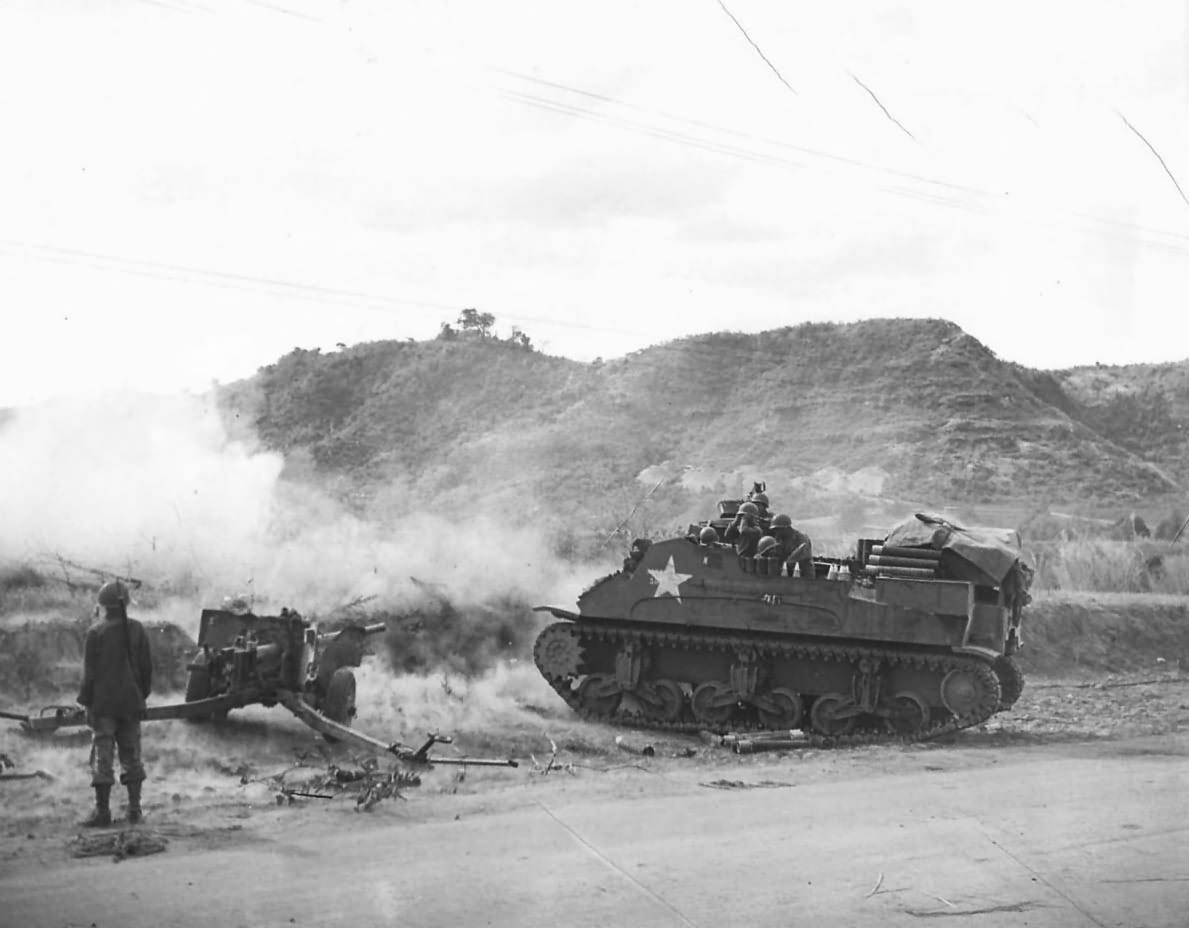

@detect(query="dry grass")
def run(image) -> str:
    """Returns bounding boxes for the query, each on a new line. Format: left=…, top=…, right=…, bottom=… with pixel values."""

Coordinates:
left=1030, top=540, right=1189, bottom=594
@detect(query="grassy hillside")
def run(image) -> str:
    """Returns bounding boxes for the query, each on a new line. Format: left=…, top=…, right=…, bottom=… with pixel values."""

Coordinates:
left=217, top=319, right=1187, bottom=541
left=1048, top=362, right=1189, bottom=488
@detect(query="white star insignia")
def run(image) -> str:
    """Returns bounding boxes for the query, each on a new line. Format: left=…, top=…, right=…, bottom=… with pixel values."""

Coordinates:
left=648, top=556, right=693, bottom=602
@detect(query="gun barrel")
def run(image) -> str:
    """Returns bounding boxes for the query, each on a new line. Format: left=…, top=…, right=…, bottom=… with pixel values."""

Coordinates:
left=412, top=756, right=520, bottom=768
left=319, top=622, right=387, bottom=642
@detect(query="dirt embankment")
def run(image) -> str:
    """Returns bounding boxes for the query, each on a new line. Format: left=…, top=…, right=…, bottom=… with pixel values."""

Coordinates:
left=1019, top=593, right=1189, bottom=677
left=0, top=615, right=195, bottom=705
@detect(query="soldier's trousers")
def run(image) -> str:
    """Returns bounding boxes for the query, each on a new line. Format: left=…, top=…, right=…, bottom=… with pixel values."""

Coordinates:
left=89, top=716, right=145, bottom=787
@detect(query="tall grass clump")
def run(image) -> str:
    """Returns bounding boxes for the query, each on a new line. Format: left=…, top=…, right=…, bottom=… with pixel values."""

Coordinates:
left=1031, top=540, right=1189, bottom=594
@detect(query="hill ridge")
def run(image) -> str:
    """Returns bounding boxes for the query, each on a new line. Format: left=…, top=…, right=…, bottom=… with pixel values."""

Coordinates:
left=217, top=318, right=1188, bottom=532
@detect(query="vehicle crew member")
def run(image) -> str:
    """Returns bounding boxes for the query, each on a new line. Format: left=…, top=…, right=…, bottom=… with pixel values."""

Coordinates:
left=77, top=579, right=153, bottom=826
left=724, top=501, right=763, bottom=557
left=770, top=514, right=814, bottom=578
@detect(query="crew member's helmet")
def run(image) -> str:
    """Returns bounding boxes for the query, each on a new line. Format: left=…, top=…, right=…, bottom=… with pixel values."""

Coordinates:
left=756, top=535, right=779, bottom=557
left=698, top=525, right=719, bottom=544
left=738, top=501, right=760, bottom=518
left=771, top=513, right=793, bottom=529
left=751, top=492, right=770, bottom=509
left=97, top=579, right=130, bottom=608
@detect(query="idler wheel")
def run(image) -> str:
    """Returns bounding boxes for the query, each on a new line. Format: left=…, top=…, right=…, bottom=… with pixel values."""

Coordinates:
left=940, top=666, right=998, bottom=717
left=757, top=687, right=803, bottom=730
left=992, top=656, right=1025, bottom=710
left=884, top=691, right=929, bottom=736
left=691, top=681, right=735, bottom=727
left=808, top=693, right=856, bottom=737
left=641, top=679, right=684, bottom=723
left=577, top=673, right=622, bottom=718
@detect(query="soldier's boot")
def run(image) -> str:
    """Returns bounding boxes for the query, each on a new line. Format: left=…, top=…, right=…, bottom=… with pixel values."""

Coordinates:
left=126, top=780, right=143, bottom=825
left=81, top=784, right=112, bottom=827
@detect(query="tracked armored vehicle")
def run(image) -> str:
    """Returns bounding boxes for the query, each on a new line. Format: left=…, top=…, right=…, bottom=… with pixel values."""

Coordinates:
left=534, top=509, right=1032, bottom=744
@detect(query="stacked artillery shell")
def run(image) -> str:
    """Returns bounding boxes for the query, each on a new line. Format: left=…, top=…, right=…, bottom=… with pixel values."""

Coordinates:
left=863, top=544, right=941, bottom=579
left=723, top=729, right=804, bottom=753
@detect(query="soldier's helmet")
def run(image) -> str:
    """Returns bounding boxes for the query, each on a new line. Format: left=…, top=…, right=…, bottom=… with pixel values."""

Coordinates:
left=751, top=491, right=770, bottom=509
left=756, top=535, right=779, bottom=557
left=97, top=579, right=130, bottom=608
left=698, top=525, right=719, bottom=544
left=771, top=513, right=793, bottom=529
left=738, top=501, right=760, bottom=518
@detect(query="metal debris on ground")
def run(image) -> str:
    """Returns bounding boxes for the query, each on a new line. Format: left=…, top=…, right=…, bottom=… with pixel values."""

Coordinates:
left=70, top=829, right=168, bottom=862
left=698, top=779, right=794, bottom=790
left=245, top=755, right=423, bottom=811
left=0, top=752, right=54, bottom=782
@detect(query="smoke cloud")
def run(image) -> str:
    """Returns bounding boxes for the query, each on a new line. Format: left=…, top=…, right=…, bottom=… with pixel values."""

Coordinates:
left=2, top=387, right=587, bottom=618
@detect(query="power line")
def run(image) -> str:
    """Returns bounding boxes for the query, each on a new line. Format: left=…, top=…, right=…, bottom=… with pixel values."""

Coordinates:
left=0, top=239, right=663, bottom=342
left=495, top=70, right=1189, bottom=257
left=714, top=0, right=797, bottom=98
left=1118, top=111, right=1189, bottom=210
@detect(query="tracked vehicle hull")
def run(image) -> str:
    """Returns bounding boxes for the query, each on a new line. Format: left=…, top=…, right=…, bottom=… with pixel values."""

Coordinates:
left=535, top=514, right=1032, bottom=745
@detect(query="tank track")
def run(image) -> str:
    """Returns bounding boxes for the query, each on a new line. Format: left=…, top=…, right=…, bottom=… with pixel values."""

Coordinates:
left=535, top=621, right=1002, bottom=748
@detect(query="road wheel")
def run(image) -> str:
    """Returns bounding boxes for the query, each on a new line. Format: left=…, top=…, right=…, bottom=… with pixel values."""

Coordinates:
left=757, top=687, right=803, bottom=730
left=808, top=693, right=856, bottom=737
left=641, top=679, right=684, bottom=723
left=691, top=681, right=736, bottom=729
left=883, top=691, right=929, bottom=736
left=577, top=673, right=622, bottom=718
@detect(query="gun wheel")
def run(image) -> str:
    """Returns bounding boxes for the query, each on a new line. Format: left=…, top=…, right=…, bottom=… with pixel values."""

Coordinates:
left=183, top=657, right=224, bottom=723
left=323, top=667, right=357, bottom=738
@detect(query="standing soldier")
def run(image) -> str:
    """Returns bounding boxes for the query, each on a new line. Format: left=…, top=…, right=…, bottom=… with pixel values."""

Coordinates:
left=724, top=501, right=763, bottom=557
left=77, top=579, right=153, bottom=826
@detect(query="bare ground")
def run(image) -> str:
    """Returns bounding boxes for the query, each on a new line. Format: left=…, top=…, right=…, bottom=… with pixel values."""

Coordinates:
left=2, top=591, right=1188, bottom=874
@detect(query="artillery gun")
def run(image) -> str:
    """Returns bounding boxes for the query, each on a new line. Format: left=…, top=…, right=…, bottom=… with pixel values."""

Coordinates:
left=3, top=605, right=519, bottom=770
left=534, top=510, right=1033, bottom=745
left=178, top=606, right=384, bottom=728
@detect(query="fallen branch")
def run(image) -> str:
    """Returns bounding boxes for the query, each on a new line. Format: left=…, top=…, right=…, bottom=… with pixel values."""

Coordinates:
left=529, top=738, right=576, bottom=776
left=865, top=872, right=885, bottom=898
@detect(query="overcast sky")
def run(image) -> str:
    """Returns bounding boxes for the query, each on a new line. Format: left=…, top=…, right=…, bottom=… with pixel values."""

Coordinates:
left=2, top=0, right=1188, bottom=406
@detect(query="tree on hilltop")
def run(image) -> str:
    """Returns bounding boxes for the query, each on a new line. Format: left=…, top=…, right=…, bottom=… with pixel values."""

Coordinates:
left=458, top=308, right=496, bottom=338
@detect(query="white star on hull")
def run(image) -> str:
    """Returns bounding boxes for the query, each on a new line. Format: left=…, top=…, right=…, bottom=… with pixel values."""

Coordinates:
left=648, top=556, right=693, bottom=602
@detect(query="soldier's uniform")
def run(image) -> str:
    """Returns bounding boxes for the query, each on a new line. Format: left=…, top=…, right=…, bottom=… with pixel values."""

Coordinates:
left=724, top=503, right=764, bottom=558
left=771, top=520, right=814, bottom=578
left=78, top=580, right=153, bottom=826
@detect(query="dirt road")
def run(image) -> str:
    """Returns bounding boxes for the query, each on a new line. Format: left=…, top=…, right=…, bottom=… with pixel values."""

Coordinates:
left=3, top=729, right=1187, bottom=928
